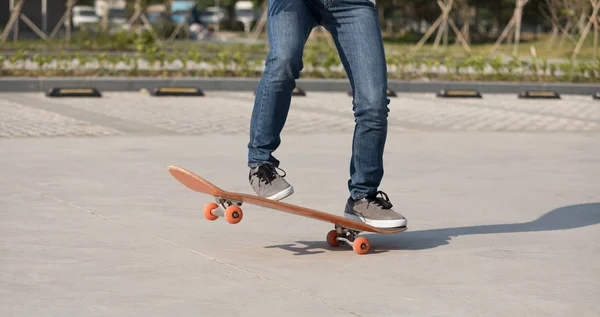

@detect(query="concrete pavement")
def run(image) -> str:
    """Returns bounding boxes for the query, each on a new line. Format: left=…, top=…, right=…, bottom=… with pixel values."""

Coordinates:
left=1, top=91, right=599, bottom=317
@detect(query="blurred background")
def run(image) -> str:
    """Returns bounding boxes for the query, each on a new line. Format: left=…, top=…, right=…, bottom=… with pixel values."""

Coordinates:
left=1, top=0, right=599, bottom=82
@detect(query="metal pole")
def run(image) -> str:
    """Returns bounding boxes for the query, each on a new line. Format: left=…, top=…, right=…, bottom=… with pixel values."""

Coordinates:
left=215, top=0, right=220, bottom=33
left=42, top=0, right=47, bottom=33
left=9, top=0, right=18, bottom=41
left=66, top=0, right=73, bottom=40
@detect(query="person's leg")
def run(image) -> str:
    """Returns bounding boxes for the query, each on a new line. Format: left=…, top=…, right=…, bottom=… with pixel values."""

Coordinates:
left=247, top=0, right=318, bottom=200
left=324, top=0, right=406, bottom=228
left=325, top=0, right=388, bottom=199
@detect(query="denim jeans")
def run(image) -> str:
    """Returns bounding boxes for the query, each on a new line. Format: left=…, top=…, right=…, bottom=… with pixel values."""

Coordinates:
left=247, top=0, right=389, bottom=200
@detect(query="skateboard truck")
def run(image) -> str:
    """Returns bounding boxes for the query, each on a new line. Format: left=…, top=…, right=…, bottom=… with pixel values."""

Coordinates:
left=203, top=197, right=244, bottom=224
left=327, top=225, right=371, bottom=254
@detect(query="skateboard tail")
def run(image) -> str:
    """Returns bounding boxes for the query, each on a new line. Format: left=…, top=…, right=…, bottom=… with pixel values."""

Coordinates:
left=168, top=165, right=223, bottom=196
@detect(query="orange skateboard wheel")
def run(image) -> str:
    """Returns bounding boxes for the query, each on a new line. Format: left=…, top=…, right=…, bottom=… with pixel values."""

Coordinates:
left=326, top=230, right=341, bottom=247
left=203, top=203, right=219, bottom=220
left=353, top=237, right=370, bottom=254
left=225, top=205, right=243, bottom=224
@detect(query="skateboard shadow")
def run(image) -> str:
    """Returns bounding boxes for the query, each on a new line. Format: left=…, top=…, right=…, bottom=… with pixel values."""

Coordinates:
left=264, top=242, right=392, bottom=255
left=264, top=202, right=600, bottom=255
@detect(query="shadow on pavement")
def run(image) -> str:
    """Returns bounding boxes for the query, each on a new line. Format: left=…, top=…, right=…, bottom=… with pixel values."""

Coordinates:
left=264, top=202, right=600, bottom=255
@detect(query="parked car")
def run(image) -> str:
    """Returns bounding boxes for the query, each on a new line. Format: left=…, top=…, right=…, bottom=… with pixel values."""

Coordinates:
left=234, top=1, right=257, bottom=33
left=145, top=4, right=167, bottom=25
left=72, top=5, right=100, bottom=29
left=198, top=6, right=228, bottom=27
left=108, top=8, right=128, bottom=25
left=170, top=0, right=196, bottom=23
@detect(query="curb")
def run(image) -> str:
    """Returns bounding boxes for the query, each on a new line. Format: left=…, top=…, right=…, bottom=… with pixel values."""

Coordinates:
left=0, top=77, right=598, bottom=96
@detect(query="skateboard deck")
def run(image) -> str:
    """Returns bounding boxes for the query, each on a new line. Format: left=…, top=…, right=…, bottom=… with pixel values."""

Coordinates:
left=168, top=165, right=407, bottom=254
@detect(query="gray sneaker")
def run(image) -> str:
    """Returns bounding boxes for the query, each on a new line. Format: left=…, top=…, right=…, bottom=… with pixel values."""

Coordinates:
left=344, top=191, right=407, bottom=228
left=249, top=164, right=294, bottom=201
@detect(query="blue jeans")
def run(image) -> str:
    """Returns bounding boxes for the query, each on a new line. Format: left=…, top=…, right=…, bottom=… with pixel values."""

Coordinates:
left=247, top=0, right=389, bottom=200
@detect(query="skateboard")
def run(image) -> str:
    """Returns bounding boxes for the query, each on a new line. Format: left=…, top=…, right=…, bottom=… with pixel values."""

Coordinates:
left=168, top=165, right=407, bottom=254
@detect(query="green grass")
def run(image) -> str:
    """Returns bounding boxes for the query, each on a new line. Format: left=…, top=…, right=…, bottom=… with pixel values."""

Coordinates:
left=2, top=30, right=598, bottom=60
left=379, top=33, right=600, bottom=60
left=1, top=31, right=599, bottom=82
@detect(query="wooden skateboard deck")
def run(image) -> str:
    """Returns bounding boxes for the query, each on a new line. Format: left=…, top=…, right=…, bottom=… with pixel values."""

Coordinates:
left=168, top=165, right=407, bottom=254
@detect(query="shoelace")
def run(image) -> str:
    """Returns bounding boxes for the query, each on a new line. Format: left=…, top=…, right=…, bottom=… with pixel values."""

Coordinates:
left=253, top=164, right=286, bottom=185
left=367, top=191, right=393, bottom=209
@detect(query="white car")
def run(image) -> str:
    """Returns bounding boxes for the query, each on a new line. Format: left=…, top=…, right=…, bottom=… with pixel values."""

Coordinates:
left=199, top=7, right=229, bottom=26
left=72, top=6, right=100, bottom=29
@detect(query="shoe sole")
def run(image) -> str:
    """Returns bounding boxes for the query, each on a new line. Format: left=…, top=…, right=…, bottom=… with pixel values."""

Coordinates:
left=344, top=213, right=407, bottom=228
left=266, top=186, right=294, bottom=201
